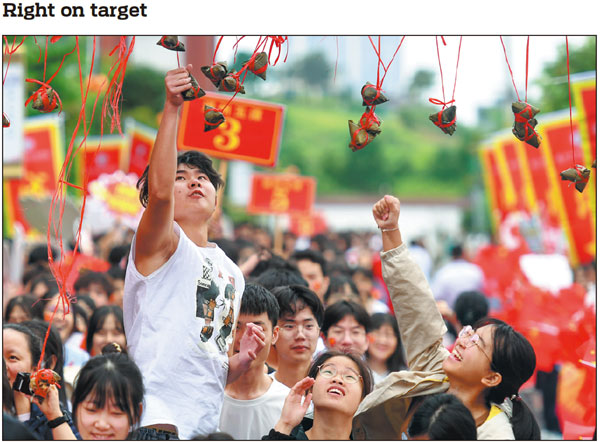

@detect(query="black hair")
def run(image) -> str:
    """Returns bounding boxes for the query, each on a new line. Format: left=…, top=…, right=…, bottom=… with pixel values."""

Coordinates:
left=270, top=285, right=324, bottom=328
left=254, top=268, right=308, bottom=291
left=71, top=302, right=89, bottom=333
left=322, top=300, right=371, bottom=337
left=351, top=266, right=373, bottom=280
left=75, top=294, right=97, bottom=314
left=450, top=244, right=463, bottom=259
left=3, top=359, right=15, bottom=415
left=290, top=249, right=328, bottom=277
left=29, top=273, right=58, bottom=298
left=249, top=253, right=299, bottom=279
left=86, top=305, right=125, bottom=355
left=27, top=244, right=58, bottom=266
left=454, top=291, right=489, bottom=327
left=72, top=349, right=144, bottom=431
left=408, top=393, right=477, bottom=440
left=308, top=350, right=373, bottom=400
left=213, top=238, right=240, bottom=264
left=367, top=313, right=407, bottom=372
left=21, top=265, right=47, bottom=287
left=474, top=317, right=541, bottom=440
left=324, top=275, right=359, bottom=305
left=107, top=265, right=126, bottom=281
left=137, top=150, right=224, bottom=208
left=4, top=294, right=36, bottom=323
left=240, top=284, right=280, bottom=328
left=74, top=271, right=114, bottom=298
left=108, top=244, right=130, bottom=266
left=2, top=323, right=42, bottom=371
left=192, top=432, right=234, bottom=440
left=21, top=319, right=68, bottom=407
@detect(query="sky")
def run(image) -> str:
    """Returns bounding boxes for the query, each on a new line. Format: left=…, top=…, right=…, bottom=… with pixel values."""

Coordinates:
left=130, top=35, right=591, bottom=126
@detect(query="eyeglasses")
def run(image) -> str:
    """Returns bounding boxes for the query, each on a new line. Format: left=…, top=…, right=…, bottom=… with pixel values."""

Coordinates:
left=317, top=363, right=362, bottom=384
left=458, top=325, right=492, bottom=363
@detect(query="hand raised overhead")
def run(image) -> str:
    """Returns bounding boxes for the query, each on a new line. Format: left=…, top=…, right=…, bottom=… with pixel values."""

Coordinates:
left=372, top=195, right=400, bottom=230
left=164, top=64, right=193, bottom=108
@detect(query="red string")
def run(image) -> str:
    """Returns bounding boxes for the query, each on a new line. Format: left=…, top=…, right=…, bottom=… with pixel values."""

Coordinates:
left=451, top=37, right=463, bottom=103
left=500, top=36, right=521, bottom=102
left=525, top=36, right=530, bottom=103
left=266, top=36, right=288, bottom=65
left=435, top=36, right=447, bottom=105
left=101, top=36, right=136, bottom=135
left=430, top=36, right=462, bottom=110
left=213, top=36, right=224, bottom=65
left=2, top=36, right=27, bottom=85
left=42, top=37, right=107, bottom=372
left=366, top=36, right=405, bottom=93
left=513, top=104, right=537, bottom=142
left=566, top=36, right=575, bottom=166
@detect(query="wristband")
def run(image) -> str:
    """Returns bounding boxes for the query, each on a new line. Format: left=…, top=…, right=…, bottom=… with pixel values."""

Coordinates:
left=379, top=227, right=399, bottom=232
left=47, top=414, right=68, bottom=429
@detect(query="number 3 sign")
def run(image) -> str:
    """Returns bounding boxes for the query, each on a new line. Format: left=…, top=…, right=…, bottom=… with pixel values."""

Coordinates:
left=177, top=92, right=285, bottom=167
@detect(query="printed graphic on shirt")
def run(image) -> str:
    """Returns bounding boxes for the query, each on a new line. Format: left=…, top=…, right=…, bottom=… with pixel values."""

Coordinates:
left=196, top=263, right=219, bottom=341
left=216, top=284, right=236, bottom=352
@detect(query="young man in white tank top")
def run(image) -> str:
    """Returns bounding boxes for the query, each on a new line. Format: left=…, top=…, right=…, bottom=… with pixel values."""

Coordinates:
left=123, top=65, right=265, bottom=440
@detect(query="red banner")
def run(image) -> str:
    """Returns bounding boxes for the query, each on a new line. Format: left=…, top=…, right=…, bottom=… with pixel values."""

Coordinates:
left=19, top=115, right=64, bottom=197
left=538, top=116, right=595, bottom=265
left=479, top=145, right=507, bottom=229
left=247, top=174, right=316, bottom=215
left=571, top=79, right=596, bottom=226
left=288, top=211, right=328, bottom=237
left=76, top=136, right=127, bottom=192
left=177, top=92, right=285, bottom=167
left=125, top=120, right=156, bottom=178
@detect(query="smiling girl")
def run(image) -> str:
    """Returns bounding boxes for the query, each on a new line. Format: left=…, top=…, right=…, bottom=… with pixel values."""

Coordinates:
left=352, top=195, right=540, bottom=440
left=72, top=345, right=145, bottom=440
left=264, top=350, right=373, bottom=440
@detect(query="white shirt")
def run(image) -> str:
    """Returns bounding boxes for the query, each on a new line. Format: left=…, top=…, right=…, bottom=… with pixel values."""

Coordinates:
left=124, top=223, right=244, bottom=439
left=431, top=259, right=484, bottom=308
left=219, top=378, right=290, bottom=440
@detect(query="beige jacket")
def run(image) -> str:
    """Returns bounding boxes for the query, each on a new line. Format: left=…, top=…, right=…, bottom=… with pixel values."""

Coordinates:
left=352, top=243, right=450, bottom=440
left=352, top=243, right=515, bottom=440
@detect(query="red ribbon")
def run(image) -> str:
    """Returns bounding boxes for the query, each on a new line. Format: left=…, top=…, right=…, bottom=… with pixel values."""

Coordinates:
left=514, top=103, right=537, bottom=142
left=159, top=36, right=183, bottom=50
left=24, top=79, right=63, bottom=113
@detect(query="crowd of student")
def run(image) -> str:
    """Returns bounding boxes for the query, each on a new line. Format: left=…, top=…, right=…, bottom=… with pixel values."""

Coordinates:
left=3, top=207, right=545, bottom=440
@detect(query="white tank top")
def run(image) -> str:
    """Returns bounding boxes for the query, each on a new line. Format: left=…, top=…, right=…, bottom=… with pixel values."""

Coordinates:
left=124, top=223, right=244, bottom=439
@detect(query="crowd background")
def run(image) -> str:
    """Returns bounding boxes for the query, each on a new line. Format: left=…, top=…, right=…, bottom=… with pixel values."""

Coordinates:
left=2, top=211, right=596, bottom=439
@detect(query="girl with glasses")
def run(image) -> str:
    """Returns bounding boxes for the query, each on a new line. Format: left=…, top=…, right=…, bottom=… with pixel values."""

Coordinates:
left=263, top=350, right=373, bottom=440
left=352, top=195, right=540, bottom=440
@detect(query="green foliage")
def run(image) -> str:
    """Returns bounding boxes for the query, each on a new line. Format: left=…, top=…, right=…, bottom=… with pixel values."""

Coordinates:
left=265, top=96, right=476, bottom=199
left=536, top=37, right=596, bottom=112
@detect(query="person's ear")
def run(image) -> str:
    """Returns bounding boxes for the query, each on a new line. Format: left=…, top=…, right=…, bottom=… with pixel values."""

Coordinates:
left=481, top=371, right=502, bottom=388
left=272, top=325, right=279, bottom=345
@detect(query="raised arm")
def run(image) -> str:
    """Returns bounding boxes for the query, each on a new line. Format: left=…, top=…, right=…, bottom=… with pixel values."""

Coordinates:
left=134, top=65, right=192, bottom=276
left=372, top=195, right=448, bottom=372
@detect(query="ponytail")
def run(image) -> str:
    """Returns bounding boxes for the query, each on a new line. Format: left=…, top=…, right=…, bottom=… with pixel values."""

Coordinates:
left=510, top=395, right=541, bottom=440
left=474, top=318, right=541, bottom=440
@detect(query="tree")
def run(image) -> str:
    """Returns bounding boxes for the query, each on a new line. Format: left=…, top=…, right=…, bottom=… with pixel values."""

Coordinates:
left=536, top=37, right=596, bottom=112
left=408, top=69, right=435, bottom=101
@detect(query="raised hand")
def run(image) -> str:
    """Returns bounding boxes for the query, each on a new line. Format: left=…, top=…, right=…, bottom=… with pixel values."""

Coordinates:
left=275, top=376, right=315, bottom=435
left=238, top=322, right=266, bottom=367
left=164, top=64, right=193, bottom=108
left=372, top=195, right=400, bottom=230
